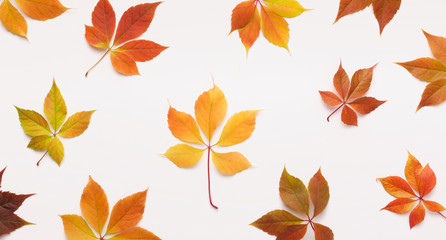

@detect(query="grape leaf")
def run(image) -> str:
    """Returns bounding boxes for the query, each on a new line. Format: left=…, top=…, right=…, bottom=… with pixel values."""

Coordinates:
left=251, top=167, right=333, bottom=240
left=230, top=0, right=309, bottom=53
left=163, top=83, right=259, bottom=209
left=15, top=79, right=94, bottom=166
left=378, top=152, right=446, bottom=228
left=0, top=167, right=33, bottom=236
left=334, top=0, right=401, bottom=34
left=61, top=176, right=161, bottom=240
left=396, top=30, right=446, bottom=111
left=319, top=62, right=385, bottom=126
left=85, top=0, right=167, bottom=76
left=0, top=0, right=67, bottom=38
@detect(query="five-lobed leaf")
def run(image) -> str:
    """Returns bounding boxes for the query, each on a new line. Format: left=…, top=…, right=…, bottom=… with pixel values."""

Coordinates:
left=85, top=0, right=167, bottom=76
left=16, top=79, right=94, bottom=166
left=0, top=0, right=67, bottom=38
left=61, top=177, right=160, bottom=240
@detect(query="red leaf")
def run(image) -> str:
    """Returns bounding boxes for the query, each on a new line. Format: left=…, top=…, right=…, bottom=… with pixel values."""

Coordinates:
left=381, top=198, right=416, bottom=214
left=409, top=202, right=425, bottom=229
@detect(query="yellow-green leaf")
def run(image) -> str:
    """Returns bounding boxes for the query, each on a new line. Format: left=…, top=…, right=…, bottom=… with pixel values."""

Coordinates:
left=60, top=214, right=97, bottom=240
left=27, top=135, right=52, bottom=150
left=15, top=106, right=52, bottom=136
left=0, top=0, right=27, bottom=38
left=163, top=144, right=205, bottom=168
left=44, top=80, right=67, bottom=131
left=279, top=167, right=309, bottom=215
left=263, top=0, right=307, bottom=18
left=48, top=136, right=64, bottom=165
left=58, top=111, right=95, bottom=138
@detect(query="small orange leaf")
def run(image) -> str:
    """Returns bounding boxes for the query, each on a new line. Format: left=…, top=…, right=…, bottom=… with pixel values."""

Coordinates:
left=277, top=224, right=308, bottom=240
left=347, top=65, right=376, bottom=99
left=108, top=227, right=161, bottom=240
left=115, top=40, right=167, bottom=62
left=409, top=202, right=425, bottom=229
left=260, top=6, right=289, bottom=50
left=333, top=63, right=350, bottom=100
left=211, top=151, right=251, bottom=175
left=15, top=0, right=67, bottom=21
left=0, top=0, right=27, bottom=38
left=110, top=50, right=140, bottom=75
left=60, top=214, right=97, bottom=240
left=423, top=30, right=446, bottom=65
left=167, top=106, right=204, bottom=145
left=348, top=97, right=386, bottom=114
left=91, top=0, right=115, bottom=47
left=216, top=110, right=259, bottom=146
left=396, top=58, right=446, bottom=83
left=80, top=177, right=109, bottom=235
left=163, top=144, right=205, bottom=168
left=418, top=164, right=436, bottom=198
left=381, top=198, right=416, bottom=214
left=313, top=223, right=334, bottom=240
left=417, top=78, right=446, bottom=111
left=378, top=176, right=416, bottom=198
left=230, top=0, right=257, bottom=33
left=238, top=9, right=261, bottom=53
left=250, top=210, right=304, bottom=236
left=319, top=91, right=343, bottom=106
left=334, top=0, right=372, bottom=23
left=308, top=169, right=329, bottom=218
left=372, top=0, right=401, bottom=34
left=404, top=152, right=423, bottom=193
left=279, top=167, right=309, bottom=215
left=423, top=200, right=446, bottom=213
left=341, top=105, right=357, bottom=126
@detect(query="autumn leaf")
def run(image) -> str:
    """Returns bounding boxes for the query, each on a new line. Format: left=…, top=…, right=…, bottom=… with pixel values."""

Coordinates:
left=334, top=0, right=400, bottom=34
left=0, top=167, right=33, bottom=236
left=251, top=167, right=333, bottom=240
left=85, top=0, right=167, bottom=76
left=61, top=176, right=161, bottom=240
left=15, top=79, right=94, bottom=166
left=378, top=152, right=446, bottom=228
left=319, top=62, right=385, bottom=126
left=0, top=0, right=67, bottom=38
left=230, top=0, right=309, bottom=53
left=163, top=83, right=259, bottom=209
left=396, top=30, right=446, bottom=111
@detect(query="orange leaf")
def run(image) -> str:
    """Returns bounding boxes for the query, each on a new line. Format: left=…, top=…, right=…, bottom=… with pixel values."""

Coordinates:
left=108, top=227, right=161, bottom=240
left=404, top=153, right=423, bottom=194
left=106, top=190, right=148, bottom=235
left=163, top=144, right=205, bottom=168
left=167, top=106, right=204, bottom=144
left=308, top=169, right=329, bottom=218
left=276, top=224, right=308, bottom=240
left=396, top=58, right=446, bottom=83
left=313, top=223, right=334, bottom=240
left=417, top=78, right=446, bottom=111
left=423, top=30, right=446, bottom=65
left=348, top=97, right=386, bottom=114
left=115, top=40, right=167, bottom=62
left=15, top=0, right=67, bottom=21
left=110, top=50, right=139, bottom=75
left=216, top=110, right=259, bottom=146
left=409, top=202, right=425, bottom=229
left=238, top=8, right=261, bottom=53
left=211, top=151, right=251, bottom=175
left=372, top=0, right=401, bottom=34
left=279, top=167, right=309, bottom=215
left=80, top=176, right=109, bottom=234
left=347, top=64, right=376, bottom=99
left=341, top=105, right=357, bottom=126
left=260, top=5, right=289, bottom=50
left=333, top=63, right=350, bottom=100
left=381, top=198, right=416, bottom=214
left=60, top=214, right=97, bottom=240
left=422, top=200, right=446, bottom=212
left=250, top=210, right=304, bottom=236
left=334, top=0, right=372, bottom=23
left=230, top=0, right=257, bottom=33
left=85, top=25, right=108, bottom=49
left=91, top=0, right=115, bottom=47
left=319, top=91, right=343, bottom=106
left=0, top=0, right=27, bottom=38
left=378, top=176, right=416, bottom=198
left=113, top=2, right=160, bottom=46
left=194, top=85, right=228, bottom=141
left=418, top=164, right=436, bottom=198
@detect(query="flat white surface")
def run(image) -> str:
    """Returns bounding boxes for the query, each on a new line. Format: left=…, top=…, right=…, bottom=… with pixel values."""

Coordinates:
left=0, top=0, right=446, bottom=239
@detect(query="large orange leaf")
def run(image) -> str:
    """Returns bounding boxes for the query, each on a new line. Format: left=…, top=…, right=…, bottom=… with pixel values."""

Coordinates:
left=85, top=1, right=166, bottom=76
left=379, top=153, right=446, bottom=228
left=334, top=0, right=400, bottom=34
left=253, top=168, right=333, bottom=240
left=61, top=177, right=160, bottom=240
left=320, top=63, right=384, bottom=126
left=230, top=0, right=307, bottom=53
left=163, top=83, right=259, bottom=209
left=396, top=58, right=446, bottom=83
left=417, top=78, right=446, bottom=111
left=16, top=80, right=94, bottom=166
left=0, top=0, right=27, bottom=38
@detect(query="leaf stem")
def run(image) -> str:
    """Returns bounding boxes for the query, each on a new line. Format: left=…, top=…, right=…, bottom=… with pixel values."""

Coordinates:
left=207, top=146, right=218, bottom=209
left=327, top=102, right=346, bottom=122
left=85, top=48, right=112, bottom=77
left=439, top=212, right=446, bottom=220
left=37, top=151, right=48, bottom=166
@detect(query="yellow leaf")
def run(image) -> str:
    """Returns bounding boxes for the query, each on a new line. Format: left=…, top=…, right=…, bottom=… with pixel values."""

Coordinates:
left=108, top=227, right=161, bottom=240
left=211, top=150, right=251, bottom=175
left=27, top=135, right=52, bottom=150
left=15, top=106, right=52, bottom=136
left=58, top=111, right=95, bottom=138
left=167, top=106, right=204, bottom=144
left=194, top=85, right=227, bottom=141
left=260, top=6, right=289, bottom=50
left=48, top=136, right=64, bottom=165
left=80, top=176, right=109, bottom=235
left=163, top=144, right=205, bottom=168
left=0, top=0, right=27, bottom=38
left=216, top=110, right=259, bottom=146
left=44, top=79, right=67, bottom=131
left=15, top=0, right=68, bottom=21
left=263, top=0, right=307, bottom=18
left=106, top=189, right=147, bottom=235
left=60, top=214, right=97, bottom=240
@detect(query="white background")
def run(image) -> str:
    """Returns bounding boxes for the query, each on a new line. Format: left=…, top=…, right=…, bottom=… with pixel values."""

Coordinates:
left=0, top=0, right=446, bottom=239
